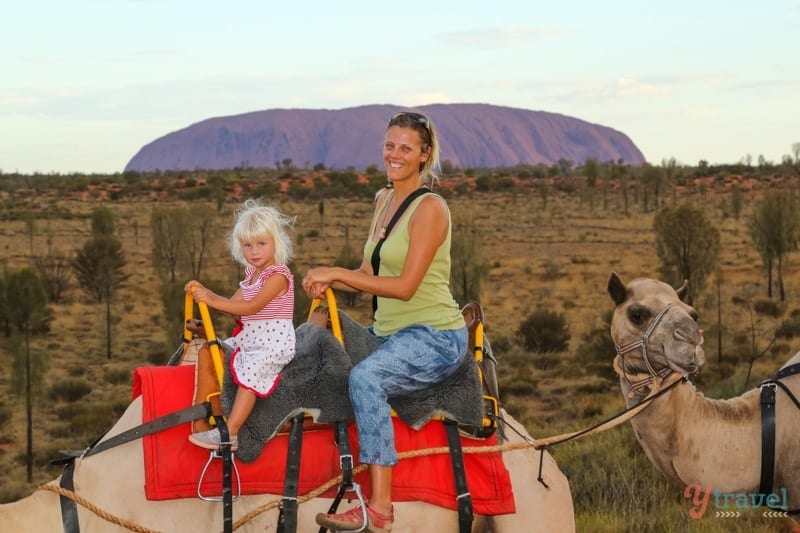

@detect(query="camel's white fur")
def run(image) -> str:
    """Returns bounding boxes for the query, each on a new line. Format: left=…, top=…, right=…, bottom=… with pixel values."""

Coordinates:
left=608, top=273, right=800, bottom=513
left=0, top=396, right=574, bottom=532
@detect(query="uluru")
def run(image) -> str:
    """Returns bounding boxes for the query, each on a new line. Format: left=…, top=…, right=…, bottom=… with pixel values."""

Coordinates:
left=124, top=103, right=646, bottom=172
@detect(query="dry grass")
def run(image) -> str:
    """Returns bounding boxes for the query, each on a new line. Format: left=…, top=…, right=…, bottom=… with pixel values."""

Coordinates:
left=1, top=173, right=799, bottom=531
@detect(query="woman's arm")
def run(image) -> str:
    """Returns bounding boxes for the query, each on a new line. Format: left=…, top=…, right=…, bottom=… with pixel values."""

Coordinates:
left=302, top=195, right=448, bottom=300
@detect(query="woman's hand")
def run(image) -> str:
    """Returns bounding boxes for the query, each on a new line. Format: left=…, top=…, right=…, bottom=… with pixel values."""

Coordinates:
left=302, top=267, right=335, bottom=299
left=184, top=280, right=204, bottom=293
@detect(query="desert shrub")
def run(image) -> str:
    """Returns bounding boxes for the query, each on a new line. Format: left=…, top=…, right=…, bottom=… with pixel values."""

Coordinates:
left=501, top=377, right=537, bottom=396
left=487, top=334, right=513, bottom=353
left=517, top=308, right=570, bottom=352
left=0, top=400, right=11, bottom=429
left=148, top=350, right=169, bottom=365
left=66, top=364, right=86, bottom=377
left=531, top=353, right=561, bottom=370
left=776, top=316, right=800, bottom=339
left=541, top=261, right=561, bottom=279
left=105, top=367, right=132, bottom=385
left=752, top=298, right=783, bottom=318
left=49, top=379, right=92, bottom=402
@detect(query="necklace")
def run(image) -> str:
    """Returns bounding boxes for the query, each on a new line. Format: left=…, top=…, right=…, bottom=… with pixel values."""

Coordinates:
left=377, top=192, right=394, bottom=239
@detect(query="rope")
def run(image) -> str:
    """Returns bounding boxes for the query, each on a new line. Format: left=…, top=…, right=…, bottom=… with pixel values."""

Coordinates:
left=36, top=374, right=686, bottom=532
left=37, top=484, right=162, bottom=533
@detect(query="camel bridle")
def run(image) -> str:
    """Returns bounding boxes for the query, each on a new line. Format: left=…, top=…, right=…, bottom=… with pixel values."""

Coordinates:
left=614, top=303, right=680, bottom=398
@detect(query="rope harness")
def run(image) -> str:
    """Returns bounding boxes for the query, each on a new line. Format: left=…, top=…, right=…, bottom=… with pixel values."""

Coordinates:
left=614, top=302, right=675, bottom=396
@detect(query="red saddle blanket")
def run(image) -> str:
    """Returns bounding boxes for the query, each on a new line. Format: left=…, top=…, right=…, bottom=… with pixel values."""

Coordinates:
left=132, top=366, right=515, bottom=515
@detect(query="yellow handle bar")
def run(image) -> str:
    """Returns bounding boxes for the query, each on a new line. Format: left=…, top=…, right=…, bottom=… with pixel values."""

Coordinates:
left=308, top=288, right=344, bottom=346
left=185, top=292, right=226, bottom=389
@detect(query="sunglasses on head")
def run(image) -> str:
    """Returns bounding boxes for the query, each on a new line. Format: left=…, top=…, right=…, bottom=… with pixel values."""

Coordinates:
left=389, top=111, right=430, bottom=131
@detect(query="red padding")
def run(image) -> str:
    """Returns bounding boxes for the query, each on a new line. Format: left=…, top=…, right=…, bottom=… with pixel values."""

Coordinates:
left=132, top=366, right=515, bottom=514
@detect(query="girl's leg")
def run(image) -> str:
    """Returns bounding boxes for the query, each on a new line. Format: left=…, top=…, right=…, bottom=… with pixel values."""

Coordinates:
left=225, top=387, right=256, bottom=437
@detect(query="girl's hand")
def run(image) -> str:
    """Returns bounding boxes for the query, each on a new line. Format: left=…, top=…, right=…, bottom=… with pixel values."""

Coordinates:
left=191, top=287, right=216, bottom=304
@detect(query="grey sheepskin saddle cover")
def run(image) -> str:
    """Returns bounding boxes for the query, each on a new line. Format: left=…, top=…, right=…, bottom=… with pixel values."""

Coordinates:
left=221, top=311, right=484, bottom=462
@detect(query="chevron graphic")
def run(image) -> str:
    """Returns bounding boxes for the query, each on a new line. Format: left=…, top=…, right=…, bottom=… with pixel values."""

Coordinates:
left=714, top=511, right=741, bottom=518
left=762, top=511, right=789, bottom=518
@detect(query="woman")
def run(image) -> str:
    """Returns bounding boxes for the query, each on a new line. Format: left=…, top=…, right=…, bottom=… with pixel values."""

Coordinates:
left=302, top=111, right=467, bottom=533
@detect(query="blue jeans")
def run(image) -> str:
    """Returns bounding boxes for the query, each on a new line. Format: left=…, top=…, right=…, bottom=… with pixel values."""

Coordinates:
left=349, top=324, right=468, bottom=466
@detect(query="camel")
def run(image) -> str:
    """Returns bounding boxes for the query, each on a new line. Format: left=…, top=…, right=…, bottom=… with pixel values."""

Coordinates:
left=0, top=305, right=575, bottom=533
left=0, top=399, right=573, bottom=532
left=607, top=272, right=800, bottom=518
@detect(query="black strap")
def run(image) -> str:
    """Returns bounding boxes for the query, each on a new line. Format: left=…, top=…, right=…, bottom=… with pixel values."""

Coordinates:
left=370, top=187, right=431, bottom=315
left=214, top=416, right=234, bottom=533
left=277, top=414, right=305, bottom=533
left=775, top=361, right=800, bottom=381
left=58, top=458, right=80, bottom=533
left=444, top=420, right=473, bottom=533
left=759, top=361, right=800, bottom=512
left=319, top=421, right=354, bottom=533
left=84, top=402, right=212, bottom=457
left=759, top=382, right=777, bottom=496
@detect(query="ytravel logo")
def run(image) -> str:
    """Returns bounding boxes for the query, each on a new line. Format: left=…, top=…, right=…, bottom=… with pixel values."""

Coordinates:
left=684, top=483, right=789, bottom=519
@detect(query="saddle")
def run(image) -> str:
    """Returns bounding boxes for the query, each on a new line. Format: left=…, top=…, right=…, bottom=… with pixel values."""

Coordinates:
left=182, top=299, right=502, bottom=533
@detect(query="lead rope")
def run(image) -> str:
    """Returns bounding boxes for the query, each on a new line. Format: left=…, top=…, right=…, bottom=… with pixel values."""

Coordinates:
left=39, top=383, right=679, bottom=533
left=37, top=372, right=685, bottom=532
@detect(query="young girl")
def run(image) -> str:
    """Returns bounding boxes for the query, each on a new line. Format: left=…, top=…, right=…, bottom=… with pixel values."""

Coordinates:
left=185, top=199, right=296, bottom=450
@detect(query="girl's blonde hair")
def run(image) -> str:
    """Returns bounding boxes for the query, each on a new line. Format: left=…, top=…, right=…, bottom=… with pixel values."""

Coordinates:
left=228, top=199, right=294, bottom=266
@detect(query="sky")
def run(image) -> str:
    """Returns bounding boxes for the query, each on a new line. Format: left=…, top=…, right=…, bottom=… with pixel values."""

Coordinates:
left=2, top=0, right=798, bottom=175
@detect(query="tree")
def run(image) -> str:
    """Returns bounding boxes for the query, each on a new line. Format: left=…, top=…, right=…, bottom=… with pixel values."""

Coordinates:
left=450, top=218, right=490, bottom=305
left=639, top=164, right=665, bottom=211
left=5, top=268, right=51, bottom=482
left=333, top=226, right=361, bottom=308
left=748, top=191, right=800, bottom=301
left=151, top=207, right=185, bottom=282
left=583, top=158, right=600, bottom=208
left=653, top=204, right=720, bottom=305
left=183, top=205, right=215, bottom=280
left=23, top=212, right=36, bottom=256
left=318, top=199, right=325, bottom=236
left=517, top=308, right=570, bottom=352
left=72, top=235, right=128, bottom=358
left=90, top=205, right=116, bottom=236
left=32, top=253, right=73, bottom=303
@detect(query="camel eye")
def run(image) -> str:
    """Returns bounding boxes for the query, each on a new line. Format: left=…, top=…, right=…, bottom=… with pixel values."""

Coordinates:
left=690, top=310, right=699, bottom=322
left=627, top=305, right=651, bottom=325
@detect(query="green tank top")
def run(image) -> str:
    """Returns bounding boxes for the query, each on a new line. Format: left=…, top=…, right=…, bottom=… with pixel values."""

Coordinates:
left=363, top=193, right=465, bottom=336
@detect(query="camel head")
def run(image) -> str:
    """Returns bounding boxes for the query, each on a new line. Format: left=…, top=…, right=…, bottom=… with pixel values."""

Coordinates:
left=607, top=272, right=705, bottom=380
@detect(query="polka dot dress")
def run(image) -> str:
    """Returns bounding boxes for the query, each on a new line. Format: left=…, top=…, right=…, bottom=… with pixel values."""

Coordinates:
left=229, top=264, right=296, bottom=397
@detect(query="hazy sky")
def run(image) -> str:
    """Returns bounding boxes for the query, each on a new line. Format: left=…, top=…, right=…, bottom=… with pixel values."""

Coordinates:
left=2, top=0, right=798, bottom=174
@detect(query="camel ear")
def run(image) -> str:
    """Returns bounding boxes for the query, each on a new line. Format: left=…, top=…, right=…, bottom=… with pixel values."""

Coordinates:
left=676, top=279, right=689, bottom=301
left=608, top=272, right=628, bottom=306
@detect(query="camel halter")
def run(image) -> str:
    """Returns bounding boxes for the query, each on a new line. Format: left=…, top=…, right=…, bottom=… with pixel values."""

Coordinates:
left=613, top=303, right=677, bottom=398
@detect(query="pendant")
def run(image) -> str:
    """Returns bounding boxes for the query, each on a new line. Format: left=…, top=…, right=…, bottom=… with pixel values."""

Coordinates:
left=378, top=227, right=386, bottom=239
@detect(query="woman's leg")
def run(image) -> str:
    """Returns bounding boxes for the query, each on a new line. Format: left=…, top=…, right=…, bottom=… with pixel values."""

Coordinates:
left=348, top=325, right=468, bottom=512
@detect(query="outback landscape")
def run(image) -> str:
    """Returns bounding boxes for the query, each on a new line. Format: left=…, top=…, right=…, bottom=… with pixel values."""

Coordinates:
left=1, top=159, right=800, bottom=532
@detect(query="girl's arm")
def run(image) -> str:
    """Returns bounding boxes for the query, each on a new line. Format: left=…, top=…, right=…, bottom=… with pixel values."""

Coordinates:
left=302, top=195, right=447, bottom=300
left=191, top=274, right=288, bottom=316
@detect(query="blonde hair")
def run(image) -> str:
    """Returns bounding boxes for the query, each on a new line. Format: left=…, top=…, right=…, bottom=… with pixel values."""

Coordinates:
left=387, top=111, right=440, bottom=186
left=228, top=199, right=294, bottom=266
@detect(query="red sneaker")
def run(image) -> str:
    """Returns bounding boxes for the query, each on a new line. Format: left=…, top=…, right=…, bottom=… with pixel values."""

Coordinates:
left=315, top=504, right=394, bottom=532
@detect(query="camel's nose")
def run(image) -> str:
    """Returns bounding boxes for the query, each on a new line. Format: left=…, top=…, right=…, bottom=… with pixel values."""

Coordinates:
left=674, top=324, right=704, bottom=345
